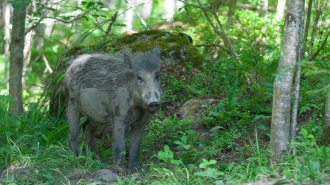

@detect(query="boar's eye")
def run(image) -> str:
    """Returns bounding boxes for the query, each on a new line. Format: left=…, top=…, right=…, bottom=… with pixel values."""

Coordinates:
left=138, top=74, right=143, bottom=82
left=155, top=72, right=160, bottom=80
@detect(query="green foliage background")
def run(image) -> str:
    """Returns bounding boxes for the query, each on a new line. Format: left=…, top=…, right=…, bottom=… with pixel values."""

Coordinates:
left=1, top=0, right=330, bottom=184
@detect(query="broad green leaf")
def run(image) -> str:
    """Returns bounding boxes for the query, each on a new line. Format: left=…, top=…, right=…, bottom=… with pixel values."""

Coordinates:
left=227, top=81, right=238, bottom=106
left=86, top=2, right=95, bottom=8
left=252, top=114, right=271, bottom=123
left=209, top=111, right=219, bottom=117
left=308, top=160, right=320, bottom=173
left=208, top=159, right=217, bottom=165
left=256, top=124, right=266, bottom=130
left=210, top=126, right=224, bottom=133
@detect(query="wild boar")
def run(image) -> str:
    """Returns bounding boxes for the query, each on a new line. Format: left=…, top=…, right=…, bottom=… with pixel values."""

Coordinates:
left=64, top=48, right=162, bottom=172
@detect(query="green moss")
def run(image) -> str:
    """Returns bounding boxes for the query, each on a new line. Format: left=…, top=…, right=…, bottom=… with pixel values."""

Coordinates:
left=57, top=30, right=203, bottom=67
left=114, top=30, right=204, bottom=67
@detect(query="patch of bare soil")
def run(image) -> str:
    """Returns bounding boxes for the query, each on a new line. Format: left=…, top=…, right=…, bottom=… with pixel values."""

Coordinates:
left=241, top=177, right=293, bottom=185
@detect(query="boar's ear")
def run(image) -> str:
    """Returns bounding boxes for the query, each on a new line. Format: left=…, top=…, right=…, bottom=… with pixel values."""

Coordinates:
left=152, top=47, right=161, bottom=59
left=122, top=48, right=133, bottom=69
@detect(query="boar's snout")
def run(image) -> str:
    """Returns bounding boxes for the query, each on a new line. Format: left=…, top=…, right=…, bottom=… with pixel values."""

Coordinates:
left=144, top=90, right=161, bottom=112
left=148, top=102, right=160, bottom=112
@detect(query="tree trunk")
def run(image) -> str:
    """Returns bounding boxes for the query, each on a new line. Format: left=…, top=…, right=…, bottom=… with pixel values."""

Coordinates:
left=270, top=0, right=304, bottom=162
left=3, top=2, right=11, bottom=87
left=322, top=92, right=330, bottom=145
left=308, top=0, right=325, bottom=61
left=290, top=10, right=304, bottom=155
left=22, top=2, right=36, bottom=88
left=164, top=0, right=176, bottom=22
left=259, top=0, right=268, bottom=17
left=275, top=0, right=286, bottom=20
left=227, top=0, right=237, bottom=28
left=9, top=1, right=27, bottom=114
left=122, top=0, right=153, bottom=33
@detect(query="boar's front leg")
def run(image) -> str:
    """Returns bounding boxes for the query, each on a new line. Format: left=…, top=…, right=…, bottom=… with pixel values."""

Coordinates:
left=67, top=97, right=80, bottom=157
left=128, top=124, right=146, bottom=173
left=113, top=121, right=126, bottom=167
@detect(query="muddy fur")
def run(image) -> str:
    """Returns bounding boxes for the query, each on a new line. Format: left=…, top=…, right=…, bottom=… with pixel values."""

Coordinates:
left=64, top=48, right=162, bottom=173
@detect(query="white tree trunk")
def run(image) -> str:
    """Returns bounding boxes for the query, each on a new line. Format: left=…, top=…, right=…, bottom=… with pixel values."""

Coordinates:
left=3, top=2, right=11, bottom=87
left=163, top=0, right=183, bottom=22
left=259, top=0, right=268, bottom=17
left=270, top=0, right=304, bottom=162
left=122, top=0, right=153, bottom=33
left=275, top=0, right=286, bottom=20
left=164, top=0, right=176, bottom=22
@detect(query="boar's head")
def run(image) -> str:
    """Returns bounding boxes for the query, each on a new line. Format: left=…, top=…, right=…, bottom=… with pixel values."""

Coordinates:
left=123, top=48, right=162, bottom=113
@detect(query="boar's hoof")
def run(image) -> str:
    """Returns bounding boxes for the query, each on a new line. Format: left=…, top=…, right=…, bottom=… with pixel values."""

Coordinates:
left=148, top=102, right=160, bottom=112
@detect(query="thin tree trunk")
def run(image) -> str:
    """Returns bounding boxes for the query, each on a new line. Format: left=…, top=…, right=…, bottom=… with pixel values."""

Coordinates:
left=227, top=0, right=237, bottom=28
left=291, top=5, right=305, bottom=155
left=301, top=0, right=312, bottom=59
left=308, top=0, right=326, bottom=61
left=275, top=0, right=286, bottom=20
left=122, top=0, right=153, bottom=33
left=164, top=0, right=176, bottom=22
left=196, top=0, right=240, bottom=62
left=322, top=91, right=330, bottom=145
left=318, top=0, right=330, bottom=145
left=325, top=93, right=330, bottom=125
left=270, top=0, right=304, bottom=162
left=259, top=0, right=268, bottom=17
left=3, top=2, right=11, bottom=87
left=22, top=30, right=32, bottom=88
left=9, top=1, right=27, bottom=114
left=22, top=0, right=37, bottom=88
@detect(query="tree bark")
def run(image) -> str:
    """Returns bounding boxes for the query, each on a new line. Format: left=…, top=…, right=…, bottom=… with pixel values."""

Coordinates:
left=227, top=0, right=237, bottom=28
left=3, top=2, right=11, bottom=87
left=9, top=1, right=27, bottom=114
left=290, top=6, right=304, bottom=155
left=322, top=92, right=330, bottom=145
left=259, top=0, right=268, bottom=17
left=270, top=0, right=304, bottom=162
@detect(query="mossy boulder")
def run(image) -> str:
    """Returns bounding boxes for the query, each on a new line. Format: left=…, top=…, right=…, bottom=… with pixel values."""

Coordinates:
left=177, top=97, right=220, bottom=129
left=113, top=30, right=204, bottom=67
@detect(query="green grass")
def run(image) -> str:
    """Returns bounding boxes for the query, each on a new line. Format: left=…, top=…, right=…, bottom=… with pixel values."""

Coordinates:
left=1, top=95, right=330, bottom=184
left=2, top=4, right=330, bottom=185
left=2, top=47, right=330, bottom=184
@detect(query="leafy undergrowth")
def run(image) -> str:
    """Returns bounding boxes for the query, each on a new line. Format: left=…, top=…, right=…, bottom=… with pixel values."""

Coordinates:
left=1, top=80, right=330, bottom=185
left=1, top=41, right=330, bottom=184
left=1, top=45, right=329, bottom=185
left=2, top=5, right=330, bottom=185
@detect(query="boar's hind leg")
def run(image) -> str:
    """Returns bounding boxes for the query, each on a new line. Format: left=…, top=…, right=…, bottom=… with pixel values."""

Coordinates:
left=128, top=124, right=146, bottom=173
left=67, top=98, right=80, bottom=157
left=84, top=119, right=100, bottom=156
left=113, top=122, right=126, bottom=167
